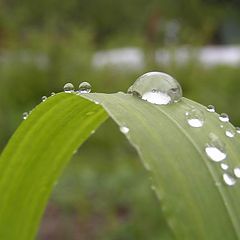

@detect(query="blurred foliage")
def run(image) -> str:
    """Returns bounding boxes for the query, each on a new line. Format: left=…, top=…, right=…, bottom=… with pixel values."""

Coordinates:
left=0, top=0, right=240, bottom=239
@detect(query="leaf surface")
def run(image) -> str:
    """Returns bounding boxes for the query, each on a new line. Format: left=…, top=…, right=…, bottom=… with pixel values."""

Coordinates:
left=1, top=92, right=240, bottom=240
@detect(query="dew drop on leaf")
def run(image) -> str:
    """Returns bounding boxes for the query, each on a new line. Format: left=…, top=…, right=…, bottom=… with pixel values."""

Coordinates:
left=205, top=133, right=226, bottom=162
left=120, top=126, right=129, bottom=134
left=127, top=72, right=182, bottom=105
left=51, top=92, right=55, bottom=96
left=186, top=108, right=205, bottom=128
left=219, top=113, right=229, bottom=122
left=207, top=105, right=215, bottom=112
left=22, top=112, right=28, bottom=120
left=63, top=83, right=75, bottom=93
left=236, top=127, right=240, bottom=134
left=220, top=163, right=229, bottom=170
left=79, top=82, right=92, bottom=94
left=225, top=128, right=235, bottom=138
left=223, top=173, right=236, bottom=186
left=234, top=167, right=240, bottom=178
left=42, top=96, right=47, bottom=102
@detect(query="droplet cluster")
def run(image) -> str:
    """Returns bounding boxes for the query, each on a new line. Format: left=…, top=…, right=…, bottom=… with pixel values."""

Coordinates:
left=22, top=72, right=240, bottom=188
left=63, top=81, right=92, bottom=94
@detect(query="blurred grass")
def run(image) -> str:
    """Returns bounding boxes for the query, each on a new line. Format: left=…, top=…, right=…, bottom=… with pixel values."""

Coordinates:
left=1, top=25, right=240, bottom=239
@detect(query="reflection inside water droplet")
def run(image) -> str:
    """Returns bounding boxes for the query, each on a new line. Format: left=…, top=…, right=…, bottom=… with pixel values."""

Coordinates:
left=42, top=96, right=47, bottom=102
left=186, top=108, right=205, bottom=128
left=22, top=112, right=28, bottom=120
left=225, top=128, right=235, bottom=138
left=219, top=113, right=229, bottom=122
left=223, top=173, right=236, bottom=186
left=64, top=83, right=75, bottom=93
left=221, top=163, right=229, bottom=170
left=236, top=127, right=240, bottom=134
left=234, top=167, right=240, bottom=178
left=79, top=82, right=92, bottom=94
left=128, top=72, right=182, bottom=105
left=120, top=126, right=129, bottom=134
left=205, top=133, right=226, bottom=162
left=207, top=105, right=215, bottom=112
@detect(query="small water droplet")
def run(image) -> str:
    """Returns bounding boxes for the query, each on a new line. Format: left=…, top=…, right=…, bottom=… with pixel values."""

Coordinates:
left=207, top=105, right=215, bottom=112
left=205, top=133, right=226, bottom=162
left=221, top=163, right=229, bottom=170
left=79, top=82, right=92, bottom=94
left=220, top=125, right=224, bottom=128
left=42, top=96, right=47, bottom=102
left=223, top=173, right=236, bottom=186
left=128, top=72, right=182, bottom=105
left=186, top=108, right=205, bottom=128
left=234, top=167, right=240, bottom=178
left=219, top=113, right=229, bottom=122
left=120, top=126, right=129, bottom=134
left=225, top=128, right=235, bottom=138
left=63, top=83, right=75, bottom=93
left=51, top=92, right=55, bottom=96
left=22, top=112, right=28, bottom=120
left=236, top=127, right=240, bottom=134
left=94, top=100, right=100, bottom=105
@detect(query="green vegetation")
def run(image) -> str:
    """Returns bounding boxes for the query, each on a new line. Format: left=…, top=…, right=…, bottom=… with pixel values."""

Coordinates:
left=1, top=92, right=240, bottom=239
left=0, top=0, right=240, bottom=239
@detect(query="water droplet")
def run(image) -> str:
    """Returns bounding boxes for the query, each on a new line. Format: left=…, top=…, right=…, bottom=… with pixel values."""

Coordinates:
left=225, top=128, right=235, bottom=138
left=63, top=83, right=74, bottom=93
left=42, top=96, right=47, bottom=102
left=219, top=113, right=229, bottom=122
left=22, top=112, right=28, bottom=120
left=207, top=105, right=215, bottom=112
left=205, top=133, right=226, bottom=162
left=220, top=163, right=229, bottom=170
left=94, top=100, right=100, bottom=105
left=220, top=125, right=224, bottom=128
left=128, top=72, right=182, bottom=105
left=120, top=126, right=129, bottom=134
left=79, top=82, right=92, bottom=94
left=236, top=127, right=240, bottom=134
left=51, top=92, right=55, bottom=96
left=186, top=108, right=205, bottom=128
left=234, top=167, right=240, bottom=178
left=223, top=173, right=236, bottom=186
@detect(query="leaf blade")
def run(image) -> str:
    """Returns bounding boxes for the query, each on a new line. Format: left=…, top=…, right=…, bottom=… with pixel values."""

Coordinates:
left=0, top=94, right=108, bottom=239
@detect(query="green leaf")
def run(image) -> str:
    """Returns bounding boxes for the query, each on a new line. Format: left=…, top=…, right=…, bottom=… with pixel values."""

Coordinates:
left=1, top=92, right=240, bottom=240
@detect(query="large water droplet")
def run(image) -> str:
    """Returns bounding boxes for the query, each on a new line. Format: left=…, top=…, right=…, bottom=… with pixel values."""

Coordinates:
left=220, top=163, right=229, bottom=170
left=120, top=126, right=129, bottom=134
left=219, top=113, right=229, bottom=122
left=207, top=105, right=215, bottom=112
left=186, top=108, right=204, bottom=128
left=234, top=167, right=240, bottom=178
left=223, top=173, right=236, bottom=186
left=205, top=133, right=226, bottom=162
left=22, top=112, right=28, bottom=120
left=42, top=96, right=47, bottom=102
left=128, top=72, right=182, bottom=105
left=64, top=83, right=75, bottom=93
left=225, top=128, right=235, bottom=138
left=79, top=82, right=92, bottom=94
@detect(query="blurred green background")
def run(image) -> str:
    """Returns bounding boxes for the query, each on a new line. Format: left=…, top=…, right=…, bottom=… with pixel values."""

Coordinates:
left=0, top=0, right=240, bottom=239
